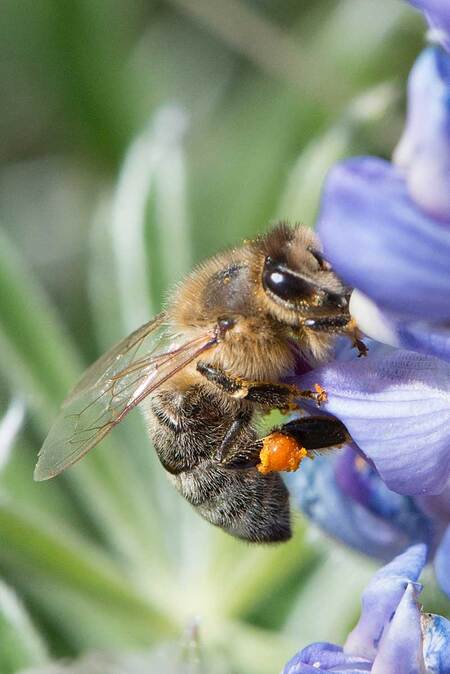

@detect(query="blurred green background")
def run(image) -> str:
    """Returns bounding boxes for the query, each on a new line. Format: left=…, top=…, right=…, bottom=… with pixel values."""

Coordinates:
left=0, top=1, right=434, bottom=672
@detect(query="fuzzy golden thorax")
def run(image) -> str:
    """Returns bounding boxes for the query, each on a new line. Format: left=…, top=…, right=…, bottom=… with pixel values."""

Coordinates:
left=168, top=223, right=350, bottom=381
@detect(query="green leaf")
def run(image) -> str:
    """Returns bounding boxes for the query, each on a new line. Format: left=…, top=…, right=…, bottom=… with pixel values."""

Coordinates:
left=276, top=82, right=398, bottom=225
left=0, top=499, right=175, bottom=640
left=0, top=580, right=48, bottom=674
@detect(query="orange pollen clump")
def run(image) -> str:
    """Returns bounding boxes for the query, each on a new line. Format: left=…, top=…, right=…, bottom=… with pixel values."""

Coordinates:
left=257, top=432, right=308, bottom=475
left=314, top=384, right=328, bottom=404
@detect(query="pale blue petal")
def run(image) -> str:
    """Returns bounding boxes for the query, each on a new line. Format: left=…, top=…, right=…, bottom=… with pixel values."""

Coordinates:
left=395, top=321, right=450, bottom=364
left=317, top=157, right=450, bottom=321
left=371, top=543, right=427, bottom=581
left=285, top=453, right=421, bottom=561
left=344, top=545, right=426, bottom=660
left=283, top=643, right=372, bottom=674
left=349, top=289, right=450, bottom=363
left=371, top=583, right=425, bottom=674
left=422, top=613, right=450, bottom=673
left=394, top=46, right=450, bottom=221
left=294, top=348, right=450, bottom=495
left=334, top=449, right=435, bottom=548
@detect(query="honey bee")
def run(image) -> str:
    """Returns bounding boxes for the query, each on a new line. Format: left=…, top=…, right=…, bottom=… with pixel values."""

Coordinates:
left=35, top=223, right=363, bottom=542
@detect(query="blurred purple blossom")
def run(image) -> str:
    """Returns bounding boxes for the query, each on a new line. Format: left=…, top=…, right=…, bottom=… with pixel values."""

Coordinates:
left=407, top=1, right=450, bottom=52
left=317, top=44, right=450, bottom=365
left=286, top=22, right=450, bottom=605
left=299, top=38, right=450, bottom=538
left=285, top=446, right=449, bottom=597
left=394, top=46, right=450, bottom=221
left=283, top=545, right=450, bottom=674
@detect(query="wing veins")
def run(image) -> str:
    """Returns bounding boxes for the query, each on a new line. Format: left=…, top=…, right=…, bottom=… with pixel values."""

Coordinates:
left=35, top=320, right=219, bottom=480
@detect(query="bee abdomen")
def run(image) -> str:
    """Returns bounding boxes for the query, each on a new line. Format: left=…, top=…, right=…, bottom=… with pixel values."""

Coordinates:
left=171, top=463, right=292, bottom=543
left=145, top=387, right=291, bottom=542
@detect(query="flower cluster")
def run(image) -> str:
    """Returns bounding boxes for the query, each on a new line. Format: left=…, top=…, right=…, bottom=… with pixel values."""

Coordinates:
left=284, top=545, right=450, bottom=674
left=286, top=0, right=450, bottom=608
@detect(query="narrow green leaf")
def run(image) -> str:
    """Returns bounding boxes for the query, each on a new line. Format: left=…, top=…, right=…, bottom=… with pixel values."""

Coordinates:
left=282, top=544, right=375, bottom=648
left=0, top=498, right=174, bottom=636
left=0, top=580, right=48, bottom=674
left=276, top=82, right=398, bottom=225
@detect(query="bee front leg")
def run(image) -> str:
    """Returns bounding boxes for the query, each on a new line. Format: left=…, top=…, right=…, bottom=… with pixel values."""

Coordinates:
left=196, top=361, right=326, bottom=409
left=304, top=315, right=368, bottom=357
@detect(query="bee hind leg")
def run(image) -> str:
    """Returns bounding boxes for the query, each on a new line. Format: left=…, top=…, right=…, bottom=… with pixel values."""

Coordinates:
left=215, top=409, right=252, bottom=463
left=220, top=415, right=349, bottom=474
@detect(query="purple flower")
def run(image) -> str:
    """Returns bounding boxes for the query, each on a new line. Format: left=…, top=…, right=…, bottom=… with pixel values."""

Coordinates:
left=407, top=1, right=450, bottom=52
left=317, top=45, right=450, bottom=365
left=286, top=337, right=450, bottom=594
left=394, top=46, right=450, bottom=221
left=285, top=445, right=449, bottom=597
left=305, top=43, right=450, bottom=517
left=283, top=545, right=450, bottom=673
left=291, top=343, right=450, bottom=497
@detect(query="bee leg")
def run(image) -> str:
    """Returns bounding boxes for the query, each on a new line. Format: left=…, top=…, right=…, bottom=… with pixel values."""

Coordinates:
left=196, top=361, right=248, bottom=396
left=256, top=416, right=350, bottom=475
left=278, top=416, right=350, bottom=451
left=245, top=382, right=327, bottom=407
left=219, top=415, right=349, bottom=473
left=228, top=416, right=348, bottom=473
left=197, top=361, right=326, bottom=408
left=215, top=410, right=252, bottom=463
left=304, top=315, right=368, bottom=357
left=217, top=442, right=263, bottom=470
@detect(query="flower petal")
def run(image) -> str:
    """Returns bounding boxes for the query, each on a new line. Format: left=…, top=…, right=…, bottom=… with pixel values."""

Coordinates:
left=407, top=1, right=450, bottom=52
left=335, top=449, right=434, bottom=548
left=349, top=291, right=400, bottom=350
left=283, top=642, right=372, bottom=674
left=393, top=46, right=450, bottom=222
left=294, top=348, right=450, bottom=495
left=434, top=525, right=450, bottom=599
left=371, top=583, right=425, bottom=674
left=416, top=480, right=450, bottom=522
left=422, top=613, right=450, bottom=673
left=285, top=453, right=421, bottom=562
left=317, top=157, right=450, bottom=321
left=350, top=290, right=450, bottom=363
left=344, top=545, right=426, bottom=660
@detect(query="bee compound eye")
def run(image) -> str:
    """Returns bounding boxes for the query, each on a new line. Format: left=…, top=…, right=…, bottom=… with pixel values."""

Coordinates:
left=262, top=259, right=315, bottom=302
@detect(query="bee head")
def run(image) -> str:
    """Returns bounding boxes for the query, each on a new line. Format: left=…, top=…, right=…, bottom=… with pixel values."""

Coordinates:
left=257, top=223, right=350, bottom=324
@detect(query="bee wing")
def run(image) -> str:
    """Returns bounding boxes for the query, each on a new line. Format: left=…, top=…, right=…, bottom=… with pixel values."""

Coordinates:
left=35, top=313, right=217, bottom=481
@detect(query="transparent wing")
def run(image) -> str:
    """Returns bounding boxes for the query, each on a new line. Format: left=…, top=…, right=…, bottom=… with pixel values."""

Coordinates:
left=35, top=312, right=218, bottom=480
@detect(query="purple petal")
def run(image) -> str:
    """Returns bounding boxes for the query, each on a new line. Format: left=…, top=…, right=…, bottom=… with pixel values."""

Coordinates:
left=335, top=449, right=434, bottom=549
left=422, top=613, right=450, bottom=673
left=371, top=583, right=425, bottom=674
left=434, top=525, right=450, bottom=598
left=317, top=157, right=450, bottom=321
left=393, top=46, right=450, bottom=221
left=285, top=453, right=421, bottom=562
left=416, top=481, right=450, bottom=522
left=283, top=642, right=372, bottom=674
left=294, top=348, right=450, bottom=495
left=370, top=543, right=426, bottom=584
left=344, top=545, right=426, bottom=660
left=397, top=322, right=450, bottom=364
left=407, top=1, right=450, bottom=52
left=350, top=290, right=450, bottom=364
